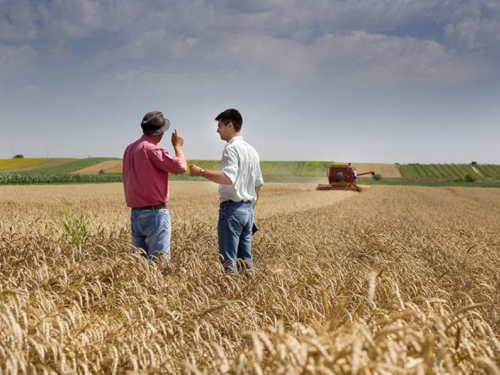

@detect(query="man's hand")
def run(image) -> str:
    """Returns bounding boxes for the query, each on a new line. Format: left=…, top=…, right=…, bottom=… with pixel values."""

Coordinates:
left=190, top=164, right=203, bottom=176
left=170, top=129, right=187, bottom=173
left=171, top=129, right=184, bottom=148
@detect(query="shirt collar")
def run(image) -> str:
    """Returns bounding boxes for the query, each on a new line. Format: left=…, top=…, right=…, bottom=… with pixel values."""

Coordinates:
left=227, top=135, right=243, bottom=145
left=141, top=134, right=158, bottom=145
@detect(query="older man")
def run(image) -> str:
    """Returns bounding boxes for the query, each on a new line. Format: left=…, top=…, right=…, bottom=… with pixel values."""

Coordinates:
left=190, top=108, right=263, bottom=274
left=123, top=111, right=187, bottom=260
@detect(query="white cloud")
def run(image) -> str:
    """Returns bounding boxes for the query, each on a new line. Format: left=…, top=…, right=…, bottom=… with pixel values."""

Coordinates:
left=1, top=0, right=500, bottom=164
left=310, top=31, right=491, bottom=87
left=1, top=0, right=497, bottom=90
left=200, top=30, right=491, bottom=88
left=445, top=17, right=500, bottom=52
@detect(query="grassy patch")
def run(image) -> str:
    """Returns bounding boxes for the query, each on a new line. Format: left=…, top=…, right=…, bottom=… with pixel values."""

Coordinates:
left=0, top=172, right=201, bottom=185
left=187, top=160, right=334, bottom=176
left=0, top=173, right=123, bottom=185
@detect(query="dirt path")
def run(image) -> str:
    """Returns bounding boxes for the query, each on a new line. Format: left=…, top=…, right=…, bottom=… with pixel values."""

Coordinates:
left=471, top=166, right=484, bottom=177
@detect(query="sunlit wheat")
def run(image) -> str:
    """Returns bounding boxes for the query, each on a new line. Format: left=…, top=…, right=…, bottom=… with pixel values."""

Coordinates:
left=0, top=182, right=499, bottom=373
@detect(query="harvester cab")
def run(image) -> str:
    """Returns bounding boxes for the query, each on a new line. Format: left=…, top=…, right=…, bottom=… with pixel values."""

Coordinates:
left=317, top=164, right=374, bottom=192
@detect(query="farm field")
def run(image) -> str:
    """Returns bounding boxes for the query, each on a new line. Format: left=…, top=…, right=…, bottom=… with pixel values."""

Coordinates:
left=3, top=158, right=500, bottom=187
left=14, top=158, right=121, bottom=174
left=397, top=163, right=500, bottom=180
left=1, top=182, right=500, bottom=373
left=5, top=158, right=77, bottom=172
left=342, top=162, right=402, bottom=178
left=89, top=160, right=341, bottom=176
left=71, top=160, right=124, bottom=175
left=0, top=158, right=52, bottom=171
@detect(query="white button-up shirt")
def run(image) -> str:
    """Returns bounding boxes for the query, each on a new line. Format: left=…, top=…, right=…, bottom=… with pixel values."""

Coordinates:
left=219, top=136, right=264, bottom=204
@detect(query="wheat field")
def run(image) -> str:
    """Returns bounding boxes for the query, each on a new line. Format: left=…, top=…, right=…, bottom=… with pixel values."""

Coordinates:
left=70, top=160, right=124, bottom=175
left=1, top=182, right=499, bottom=374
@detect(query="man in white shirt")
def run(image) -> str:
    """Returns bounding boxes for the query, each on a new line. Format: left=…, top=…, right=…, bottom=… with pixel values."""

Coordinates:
left=190, top=109, right=264, bottom=274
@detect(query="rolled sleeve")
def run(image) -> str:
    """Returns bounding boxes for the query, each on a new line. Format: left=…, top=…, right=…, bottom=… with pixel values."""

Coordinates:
left=255, top=163, right=264, bottom=186
left=148, top=148, right=184, bottom=175
left=256, top=174, right=264, bottom=187
left=221, top=148, right=238, bottom=184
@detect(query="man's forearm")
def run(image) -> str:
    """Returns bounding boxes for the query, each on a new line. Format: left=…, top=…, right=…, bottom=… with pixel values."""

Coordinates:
left=174, top=147, right=187, bottom=173
left=204, top=170, right=232, bottom=185
left=254, top=185, right=262, bottom=207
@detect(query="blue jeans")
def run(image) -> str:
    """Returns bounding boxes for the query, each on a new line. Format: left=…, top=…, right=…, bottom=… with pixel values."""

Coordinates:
left=130, top=208, right=171, bottom=260
left=218, top=201, right=254, bottom=273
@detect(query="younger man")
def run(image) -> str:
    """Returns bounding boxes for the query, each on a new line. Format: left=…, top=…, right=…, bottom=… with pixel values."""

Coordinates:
left=190, top=109, right=263, bottom=273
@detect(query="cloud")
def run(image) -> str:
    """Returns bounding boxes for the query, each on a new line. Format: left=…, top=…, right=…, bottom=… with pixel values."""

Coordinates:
left=445, top=17, right=500, bottom=52
left=0, top=0, right=37, bottom=41
left=200, top=30, right=491, bottom=88
left=0, top=44, right=38, bottom=75
left=310, top=32, right=492, bottom=87
left=1, top=1, right=499, bottom=94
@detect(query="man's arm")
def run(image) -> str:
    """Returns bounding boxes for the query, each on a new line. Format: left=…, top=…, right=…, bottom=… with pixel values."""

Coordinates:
left=171, top=129, right=187, bottom=174
left=254, top=185, right=262, bottom=208
left=189, top=165, right=232, bottom=185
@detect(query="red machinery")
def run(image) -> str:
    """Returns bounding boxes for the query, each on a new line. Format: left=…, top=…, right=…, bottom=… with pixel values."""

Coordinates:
left=317, top=164, right=374, bottom=192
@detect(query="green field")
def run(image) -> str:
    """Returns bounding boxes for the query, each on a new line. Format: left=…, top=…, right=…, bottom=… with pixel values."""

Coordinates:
left=473, top=164, right=500, bottom=179
left=2, top=158, right=500, bottom=186
left=397, top=163, right=500, bottom=180
left=15, top=158, right=121, bottom=174
left=188, top=160, right=334, bottom=177
left=363, top=179, right=500, bottom=188
left=0, top=173, right=123, bottom=185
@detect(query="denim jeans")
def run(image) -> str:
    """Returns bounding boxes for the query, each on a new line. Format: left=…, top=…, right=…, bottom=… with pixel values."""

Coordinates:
left=130, top=208, right=171, bottom=260
left=218, top=201, right=254, bottom=273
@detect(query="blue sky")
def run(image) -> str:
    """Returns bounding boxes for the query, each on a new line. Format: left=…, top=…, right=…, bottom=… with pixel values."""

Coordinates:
left=1, top=0, right=499, bottom=163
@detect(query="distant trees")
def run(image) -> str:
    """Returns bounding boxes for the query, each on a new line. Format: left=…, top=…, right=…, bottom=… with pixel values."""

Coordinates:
left=13, top=154, right=24, bottom=158
left=464, top=173, right=477, bottom=183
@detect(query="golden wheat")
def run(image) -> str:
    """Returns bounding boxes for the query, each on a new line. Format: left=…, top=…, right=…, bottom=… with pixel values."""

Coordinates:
left=0, top=182, right=499, bottom=374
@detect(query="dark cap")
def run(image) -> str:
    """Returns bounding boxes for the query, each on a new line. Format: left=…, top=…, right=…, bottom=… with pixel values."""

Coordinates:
left=141, top=111, right=170, bottom=135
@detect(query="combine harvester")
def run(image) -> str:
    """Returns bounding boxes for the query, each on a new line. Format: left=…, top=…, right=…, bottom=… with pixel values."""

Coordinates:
left=317, top=164, right=374, bottom=192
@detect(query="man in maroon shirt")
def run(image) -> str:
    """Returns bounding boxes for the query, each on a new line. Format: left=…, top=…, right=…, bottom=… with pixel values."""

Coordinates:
left=123, top=111, right=187, bottom=260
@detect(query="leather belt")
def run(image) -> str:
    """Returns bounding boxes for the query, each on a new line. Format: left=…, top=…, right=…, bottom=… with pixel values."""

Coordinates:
left=132, top=202, right=168, bottom=210
left=220, top=200, right=252, bottom=207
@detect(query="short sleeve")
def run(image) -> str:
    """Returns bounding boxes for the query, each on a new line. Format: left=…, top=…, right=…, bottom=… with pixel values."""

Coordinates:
left=255, top=163, right=264, bottom=186
left=221, top=147, right=239, bottom=184
left=148, top=147, right=184, bottom=175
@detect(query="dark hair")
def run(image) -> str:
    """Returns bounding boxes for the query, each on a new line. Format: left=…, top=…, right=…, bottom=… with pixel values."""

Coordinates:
left=215, top=108, right=243, bottom=132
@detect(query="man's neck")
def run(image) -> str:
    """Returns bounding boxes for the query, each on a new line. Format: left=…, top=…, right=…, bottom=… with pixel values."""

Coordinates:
left=226, top=132, right=241, bottom=142
left=144, top=133, right=162, bottom=144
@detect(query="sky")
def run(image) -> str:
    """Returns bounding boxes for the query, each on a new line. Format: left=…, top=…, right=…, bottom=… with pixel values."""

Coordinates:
left=1, top=0, right=499, bottom=164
